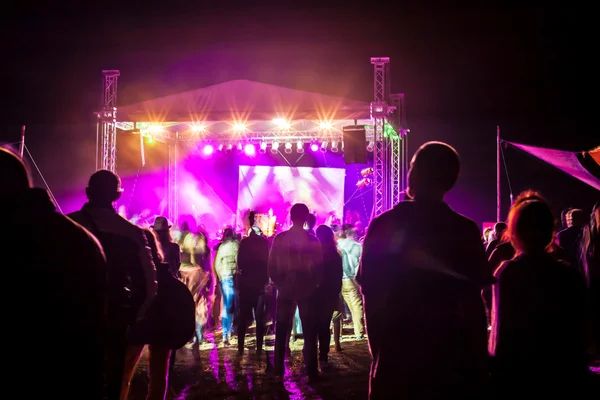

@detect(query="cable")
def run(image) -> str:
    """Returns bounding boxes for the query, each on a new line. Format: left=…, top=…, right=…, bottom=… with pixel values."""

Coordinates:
left=499, top=141, right=514, bottom=204
left=24, top=145, right=63, bottom=214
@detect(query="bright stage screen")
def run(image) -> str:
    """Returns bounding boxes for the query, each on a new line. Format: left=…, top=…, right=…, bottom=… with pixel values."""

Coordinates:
left=237, top=166, right=345, bottom=230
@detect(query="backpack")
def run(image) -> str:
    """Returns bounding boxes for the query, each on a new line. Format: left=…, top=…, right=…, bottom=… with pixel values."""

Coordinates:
left=129, top=262, right=196, bottom=349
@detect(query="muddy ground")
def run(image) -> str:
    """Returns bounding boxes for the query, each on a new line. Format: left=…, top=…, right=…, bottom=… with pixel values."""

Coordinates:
left=129, top=322, right=370, bottom=400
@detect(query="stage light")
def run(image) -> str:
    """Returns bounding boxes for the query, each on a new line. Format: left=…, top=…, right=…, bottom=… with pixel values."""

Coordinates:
left=284, top=142, right=292, bottom=154
left=320, top=141, right=327, bottom=153
left=147, top=124, right=163, bottom=134
left=331, top=141, right=339, bottom=153
left=296, top=140, right=304, bottom=153
left=271, top=142, right=279, bottom=154
left=233, top=123, right=247, bottom=133
left=244, top=143, right=256, bottom=156
left=310, top=143, right=319, bottom=152
left=273, top=118, right=291, bottom=130
left=202, top=144, right=214, bottom=156
left=367, top=141, right=374, bottom=152
left=146, top=135, right=155, bottom=144
left=361, top=167, right=373, bottom=177
left=259, top=141, right=267, bottom=154
left=226, top=144, right=233, bottom=151
left=191, top=124, right=206, bottom=133
left=319, top=121, right=333, bottom=131
left=218, top=144, right=224, bottom=151
left=237, top=142, right=243, bottom=151
left=356, top=178, right=372, bottom=189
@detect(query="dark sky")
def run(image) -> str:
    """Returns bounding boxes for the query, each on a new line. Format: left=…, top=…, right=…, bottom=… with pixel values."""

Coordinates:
left=1, top=6, right=595, bottom=224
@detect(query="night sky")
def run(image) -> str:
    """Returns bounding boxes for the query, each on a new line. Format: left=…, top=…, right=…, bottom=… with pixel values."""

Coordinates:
left=1, top=6, right=595, bottom=225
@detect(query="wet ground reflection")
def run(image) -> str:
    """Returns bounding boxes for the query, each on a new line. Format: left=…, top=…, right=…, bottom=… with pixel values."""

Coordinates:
left=129, top=325, right=371, bottom=400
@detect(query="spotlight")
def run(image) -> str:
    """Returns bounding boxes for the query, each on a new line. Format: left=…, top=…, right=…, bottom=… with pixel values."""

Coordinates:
left=236, top=142, right=243, bottom=151
left=259, top=142, right=267, bottom=154
left=147, top=124, right=163, bottom=134
left=296, top=140, right=304, bottom=153
left=320, top=141, right=327, bottom=153
left=361, top=167, right=373, bottom=177
left=356, top=178, right=372, bottom=189
left=226, top=144, right=233, bottom=152
left=319, top=121, right=333, bottom=131
left=271, top=142, right=279, bottom=154
left=284, top=142, right=292, bottom=154
left=331, top=141, right=339, bottom=153
left=191, top=124, right=206, bottom=133
left=202, top=144, right=214, bottom=156
left=366, top=141, right=374, bottom=152
left=273, top=118, right=291, bottom=130
left=310, top=143, right=319, bottom=152
left=244, top=143, right=255, bottom=156
left=233, top=123, right=247, bottom=133
left=218, top=144, right=224, bottom=151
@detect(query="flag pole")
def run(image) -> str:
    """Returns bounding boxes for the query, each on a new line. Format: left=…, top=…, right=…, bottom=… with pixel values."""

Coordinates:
left=496, top=125, right=501, bottom=222
left=19, top=125, right=26, bottom=158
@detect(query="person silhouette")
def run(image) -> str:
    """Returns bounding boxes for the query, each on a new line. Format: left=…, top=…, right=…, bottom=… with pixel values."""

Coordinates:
left=0, top=148, right=107, bottom=399
left=359, top=142, right=494, bottom=399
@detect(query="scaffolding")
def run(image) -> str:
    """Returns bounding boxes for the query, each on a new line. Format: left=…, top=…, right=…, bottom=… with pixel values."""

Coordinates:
left=97, top=70, right=120, bottom=172
left=97, top=57, right=408, bottom=223
left=370, top=58, right=409, bottom=218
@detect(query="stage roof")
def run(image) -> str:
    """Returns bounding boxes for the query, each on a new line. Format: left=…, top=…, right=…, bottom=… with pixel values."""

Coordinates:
left=117, top=79, right=371, bottom=123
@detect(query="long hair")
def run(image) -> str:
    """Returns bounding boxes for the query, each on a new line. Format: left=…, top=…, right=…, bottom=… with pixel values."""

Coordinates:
left=155, top=229, right=173, bottom=253
left=316, top=224, right=338, bottom=257
left=506, top=195, right=555, bottom=255
left=144, top=228, right=164, bottom=264
left=500, top=190, right=547, bottom=242
left=580, top=202, right=600, bottom=285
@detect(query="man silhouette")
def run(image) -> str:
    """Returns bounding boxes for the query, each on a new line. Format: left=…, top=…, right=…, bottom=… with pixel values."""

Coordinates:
left=359, top=142, right=494, bottom=399
left=269, top=203, right=323, bottom=381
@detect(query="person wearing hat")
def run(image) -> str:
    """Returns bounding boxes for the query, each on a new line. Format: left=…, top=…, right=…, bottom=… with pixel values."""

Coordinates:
left=152, top=217, right=180, bottom=277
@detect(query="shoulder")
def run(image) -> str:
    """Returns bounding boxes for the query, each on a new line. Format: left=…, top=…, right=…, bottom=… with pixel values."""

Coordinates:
left=55, top=213, right=105, bottom=260
left=448, top=208, right=481, bottom=236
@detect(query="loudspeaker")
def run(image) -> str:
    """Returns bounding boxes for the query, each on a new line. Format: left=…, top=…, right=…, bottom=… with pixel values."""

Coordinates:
left=342, top=125, right=367, bottom=164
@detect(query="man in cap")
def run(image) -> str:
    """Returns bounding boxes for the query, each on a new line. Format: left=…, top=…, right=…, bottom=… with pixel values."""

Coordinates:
left=359, top=142, right=494, bottom=399
left=69, top=170, right=157, bottom=399
left=0, top=148, right=107, bottom=399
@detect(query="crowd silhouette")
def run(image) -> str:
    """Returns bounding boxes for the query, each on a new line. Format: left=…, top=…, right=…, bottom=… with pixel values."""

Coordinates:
left=1, top=141, right=598, bottom=400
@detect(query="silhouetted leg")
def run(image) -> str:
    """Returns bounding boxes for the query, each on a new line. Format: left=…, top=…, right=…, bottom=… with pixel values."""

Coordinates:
left=317, top=304, right=334, bottom=363
left=274, top=298, right=294, bottom=374
left=147, top=346, right=171, bottom=400
left=120, top=344, right=145, bottom=400
left=168, top=349, right=177, bottom=383
left=297, top=298, right=319, bottom=379
left=104, top=318, right=128, bottom=400
left=255, top=294, right=266, bottom=351
left=332, top=317, right=342, bottom=351
left=237, top=294, right=251, bottom=354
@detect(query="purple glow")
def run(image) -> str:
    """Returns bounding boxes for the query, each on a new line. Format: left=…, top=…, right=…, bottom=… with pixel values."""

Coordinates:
left=203, top=144, right=214, bottom=156
left=237, top=165, right=345, bottom=229
left=310, top=143, right=319, bottom=152
left=243, top=143, right=256, bottom=156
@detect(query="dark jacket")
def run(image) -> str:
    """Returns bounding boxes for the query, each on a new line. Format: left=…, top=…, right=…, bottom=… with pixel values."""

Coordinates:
left=237, top=230, right=270, bottom=295
left=1, top=188, right=107, bottom=399
left=359, top=200, right=494, bottom=397
left=268, top=225, right=323, bottom=300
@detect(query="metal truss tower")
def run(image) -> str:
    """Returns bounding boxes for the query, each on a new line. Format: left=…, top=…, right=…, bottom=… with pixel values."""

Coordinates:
left=98, top=70, right=120, bottom=172
left=370, top=57, right=391, bottom=218
left=370, top=58, right=408, bottom=218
